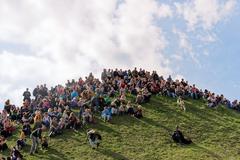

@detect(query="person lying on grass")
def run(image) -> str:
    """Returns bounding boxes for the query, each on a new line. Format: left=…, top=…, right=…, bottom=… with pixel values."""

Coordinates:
left=87, top=129, right=102, bottom=149
left=172, top=126, right=192, bottom=145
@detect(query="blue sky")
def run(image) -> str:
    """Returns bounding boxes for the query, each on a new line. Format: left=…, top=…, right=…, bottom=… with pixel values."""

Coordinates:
left=0, top=0, right=239, bottom=109
left=174, top=8, right=240, bottom=101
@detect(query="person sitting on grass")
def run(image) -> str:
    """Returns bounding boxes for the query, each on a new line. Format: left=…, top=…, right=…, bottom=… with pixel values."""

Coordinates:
left=134, top=105, right=143, bottom=119
left=118, top=103, right=126, bottom=116
left=2, top=118, right=15, bottom=138
left=82, top=108, right=93, bottom=125
left=177, top=97, right=186, bottom=111
left=0, top=136, right=8, bottom=152
left=41, top=136, right=48, bottom=150
left=67, top=112, right=81, bottom=131
left=49, top=117, right=61, bottom=137
left=10, top=147, right=23, bottom=160
left=42, top=112, right=51, bottom=128
left=111, top=105, right=118, bottom=116
left=22, top=122, right=31, bottom=137
left=126, top=102, right=134, bottom=116
left=101, top=107, right=111, bottom=122
left=16, top=131, right=26, bottom=150
left=136, top=92, right=144, bottom=104
left=87, top=129, right=102, bottom=149
left=172, top=126, right=192, bottom=145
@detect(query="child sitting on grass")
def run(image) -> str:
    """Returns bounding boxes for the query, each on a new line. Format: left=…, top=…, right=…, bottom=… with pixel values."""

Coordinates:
left=41, top=136, right=48, bottom=150
left=16, top=131, right=26, bottom=150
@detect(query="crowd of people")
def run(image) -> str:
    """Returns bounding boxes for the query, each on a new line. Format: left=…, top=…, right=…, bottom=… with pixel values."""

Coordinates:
left=0, top=68, right=239, bottom=159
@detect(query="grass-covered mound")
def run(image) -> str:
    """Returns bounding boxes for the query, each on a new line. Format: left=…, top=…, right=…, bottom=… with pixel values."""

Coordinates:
left=2, top=95, right=240, bottom=160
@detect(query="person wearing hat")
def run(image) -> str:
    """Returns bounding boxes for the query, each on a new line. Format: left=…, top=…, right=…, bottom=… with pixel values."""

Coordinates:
left=87, top=129, right=102, bottom=149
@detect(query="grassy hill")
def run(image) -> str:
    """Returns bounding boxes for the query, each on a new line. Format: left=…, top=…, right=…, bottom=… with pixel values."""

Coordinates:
left=2, top=95, right=240, bottom=160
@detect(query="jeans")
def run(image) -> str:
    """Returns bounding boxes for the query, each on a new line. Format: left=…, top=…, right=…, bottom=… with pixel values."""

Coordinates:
left=30, top=136, right=39, bottom=154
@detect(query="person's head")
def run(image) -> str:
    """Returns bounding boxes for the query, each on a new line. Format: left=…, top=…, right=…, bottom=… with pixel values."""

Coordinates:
left=58, top=107, right=62, bottom=113
left=70, top=112, right=75, bottom=117
left=5, top=99, right=10, bottom=105
left=44, top=112, right=48, bottom=117
left=42, top=136, right=48, bottom=142
left=138, top=105, right=142, bottom=110
left=87, top=129, right=95, bottom=134
left=176, top=125, right=179, bottom=131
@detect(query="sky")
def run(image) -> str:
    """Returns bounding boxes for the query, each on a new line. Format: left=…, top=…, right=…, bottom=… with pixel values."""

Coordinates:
left=0, top=0, right=239, bottom=109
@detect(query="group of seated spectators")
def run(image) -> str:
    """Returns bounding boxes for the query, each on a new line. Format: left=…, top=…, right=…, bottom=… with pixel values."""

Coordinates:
left=0, top=68, right=239, bottom=158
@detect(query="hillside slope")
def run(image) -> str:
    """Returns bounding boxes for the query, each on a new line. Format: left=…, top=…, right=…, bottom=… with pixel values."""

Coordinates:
left=2, top=95, right=240, bottom=160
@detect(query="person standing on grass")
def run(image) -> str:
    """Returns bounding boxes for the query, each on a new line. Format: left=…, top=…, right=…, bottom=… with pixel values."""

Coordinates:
left=29, top=127, right=43, bottom=155
left=177, top=97, right=186, bottom=111
left=23, top=88, right=31, bottom=102
left=87, top=129, right=102, bottom=149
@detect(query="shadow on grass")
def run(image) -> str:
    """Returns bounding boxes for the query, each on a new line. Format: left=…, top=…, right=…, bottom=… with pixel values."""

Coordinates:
left=149, top=98, right=191, bottom=121
left=32, top=146, right=69, bottom=160
left=190, top=143, right=222, bottom=159
left=135, top=116, right=172, bottom=132
left=92, top=120, right=120, bottom=134
left=97, top=147, right=129, bottom=160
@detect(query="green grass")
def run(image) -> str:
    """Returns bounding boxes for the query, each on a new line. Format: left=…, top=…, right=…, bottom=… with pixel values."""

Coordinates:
left=2, top=95, right=240, bottom=160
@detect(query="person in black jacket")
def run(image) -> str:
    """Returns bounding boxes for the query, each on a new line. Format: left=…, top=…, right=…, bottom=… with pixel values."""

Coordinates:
left=87, top=129, right=102, bottom=149
left=29, top=127, right=42, bottom=155
left=172, top=126, right=192, bottom=145
left=23, top=88, right=31, bottom=102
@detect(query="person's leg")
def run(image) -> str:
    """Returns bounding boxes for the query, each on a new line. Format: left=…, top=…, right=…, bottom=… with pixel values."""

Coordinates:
left=35, top=137, right=39, bottom=153
left=103, top=115, right=106, bottom=122
left=89, top=139, right=95, bottom=149
left=107, top=115, right=111, bottom=121
left=30, top=136, right=36, bottom=154
left=183, top=105, right=186, bottom=111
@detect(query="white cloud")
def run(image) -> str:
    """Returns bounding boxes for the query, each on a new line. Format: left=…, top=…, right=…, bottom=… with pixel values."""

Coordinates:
left=156, top=4, right=173, bottom=18
left=198, top=33, right=216, bottom=43
left=172, top=28, right=191, bottom=53
left=171, top=53, right=183, bottom=61
left=175, top=0, right=237, bottom=30
left=203, top=50, right=210, bottom=56
left=0, top=0, right=173, bottom=106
